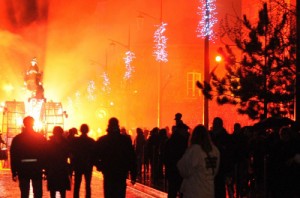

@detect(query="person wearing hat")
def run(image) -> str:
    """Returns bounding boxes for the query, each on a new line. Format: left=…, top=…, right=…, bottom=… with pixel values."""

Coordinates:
left=94, top=117, right=137, bottom=198
left=164, top=114, right=190, bottom=198
left=10, top=116, right=47, bottom=198
left=174, top=113, right=190, bottom=135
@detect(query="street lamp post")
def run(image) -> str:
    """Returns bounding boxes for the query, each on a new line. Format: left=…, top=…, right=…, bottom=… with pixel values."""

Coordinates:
left=203, top=0, right=210, bottom=129
left=138, top=0, right=167, bottom=128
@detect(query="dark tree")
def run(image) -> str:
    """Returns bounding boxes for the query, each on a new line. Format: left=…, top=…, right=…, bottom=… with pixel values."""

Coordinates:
left=197, top=2, right=296, bottom=121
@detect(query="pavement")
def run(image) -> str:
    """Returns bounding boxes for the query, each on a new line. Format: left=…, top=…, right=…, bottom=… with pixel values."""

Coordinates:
left=0, top=161, right=167, bottom=198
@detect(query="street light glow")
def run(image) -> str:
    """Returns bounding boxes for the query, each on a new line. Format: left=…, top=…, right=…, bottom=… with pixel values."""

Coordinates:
left=215, top=55, right=222, bottom=62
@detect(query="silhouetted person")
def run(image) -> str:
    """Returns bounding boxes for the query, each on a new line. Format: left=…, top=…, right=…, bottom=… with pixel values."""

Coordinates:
left=10, top=116, right=47, bottom=198
left=0, top=133, right=6, bottom=147
left=174, top=113, right=190, bottom=130
left=143, top=129, right=150, bottom=173
left=134, top=127, right=146, bottom=177
left=210, top=117, right=233, bottom=198
left=174, top=112, right=190, bottom=148
left=231, top=124, right=249, bottom=197
left=174, top=113, right=190, bottom=134
left=268, top=126, right=300, bottom=198
left=120, top=127, right=132, bottom=144
left=45, top=126, right=71, bottom=198
left=0, top=133, right=7, bottom=161
left=67, top=127, right=78, bottom=178
left=177, top=124, right=220, bottom=198
left=71, top=124, right=95, bottom=198
left=94, top=117, right=137, bottom=198
left=147, top=127, right=160, bottom=183
left=67, top=127, right=78, bottom=141
left=158, top=128, right=168, bottom=179
left=164, top=126, right=189, bottom=198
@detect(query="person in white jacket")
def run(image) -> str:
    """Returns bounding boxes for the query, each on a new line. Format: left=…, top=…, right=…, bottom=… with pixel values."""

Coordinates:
left=177, top=124, right=220, bottom=198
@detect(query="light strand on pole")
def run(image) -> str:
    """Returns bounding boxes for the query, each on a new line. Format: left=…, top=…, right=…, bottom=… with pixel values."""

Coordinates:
left=87, top=80, right=96, bottom=101
left=154, top=22, right=168, bottom=62
left=123, top=50, right=136, bottom=80
left=102, top=72, right=111, bottom=93
left=196, top=0, right=218, bottom=40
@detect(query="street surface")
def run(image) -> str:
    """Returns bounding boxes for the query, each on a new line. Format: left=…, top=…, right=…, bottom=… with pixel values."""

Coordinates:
left=0, top=166, right=167, bottom=198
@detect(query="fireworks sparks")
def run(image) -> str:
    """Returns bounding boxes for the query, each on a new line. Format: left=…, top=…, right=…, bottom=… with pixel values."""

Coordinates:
left=153, top=22, right=168, bottom=62
left=87, top=80, right=96, bottom=101
left=196, top=0, right=218, bottom=40
left=123, top=50, right=136, bottom=80
left=102, top=72, right=111, bottom=93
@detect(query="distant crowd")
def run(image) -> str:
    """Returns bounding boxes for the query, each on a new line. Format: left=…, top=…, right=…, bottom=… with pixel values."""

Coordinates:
left=8, top=113, right=300, bottom=198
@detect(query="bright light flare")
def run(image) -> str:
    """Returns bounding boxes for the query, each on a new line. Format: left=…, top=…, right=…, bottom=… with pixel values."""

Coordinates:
left=16, top=116, right=23, bottom=127
left=34, top=120, right=44, bottom=131
left=215, top=55, right=222, bottom=62
left=56, top=107, right=63, bottom=115
left=3, top=84, right=14, bottom=92
left=153, top=22, right=168, bottom=62
left=196, top=0, right=218, bottom=40
left=26, top=99, right=44, bottom=129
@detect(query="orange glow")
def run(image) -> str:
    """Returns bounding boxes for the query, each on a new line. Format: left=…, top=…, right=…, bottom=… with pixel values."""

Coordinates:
left=3, top=84, right=14, bottom=92
left=0, top=0, right=254, bottom=136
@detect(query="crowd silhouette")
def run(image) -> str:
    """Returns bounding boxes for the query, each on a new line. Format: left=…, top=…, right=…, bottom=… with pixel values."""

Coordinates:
left=9, top=114, right=300, bottom=198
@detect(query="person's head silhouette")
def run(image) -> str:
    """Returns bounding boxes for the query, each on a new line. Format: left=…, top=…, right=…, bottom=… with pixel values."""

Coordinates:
left=23, top=116, right=34, bottom=128
left=106, top=117, right=120, bottom=134
left=80, top=124, right=89, bottom=134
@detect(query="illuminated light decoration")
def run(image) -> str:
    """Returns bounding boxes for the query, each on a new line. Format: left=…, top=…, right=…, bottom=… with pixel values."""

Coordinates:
left=153, top=22, right=168, bottom=62
left=123, top=50, right=136, bottom=80
left=102, top=72, right=111, bottom=93
left=87, top=80, right=96, bottom=101
left=196, top=0, right=218, bottom=40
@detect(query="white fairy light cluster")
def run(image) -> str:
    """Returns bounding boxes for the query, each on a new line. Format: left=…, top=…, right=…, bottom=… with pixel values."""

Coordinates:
left=102, top=72, right=111, bottom=92
left=196, top=0, right=217, bottom=39
left=123, top=50, right=136, bottom=80
left=87, top=80, right=96, bottom=101
left=153, top=22, right=168, bottom=62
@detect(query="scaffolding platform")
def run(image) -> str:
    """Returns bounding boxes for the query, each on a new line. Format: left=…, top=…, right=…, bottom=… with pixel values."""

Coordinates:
left=1, top=100, right=65, bottom=140
left=43, top=101, right=65, bottom=137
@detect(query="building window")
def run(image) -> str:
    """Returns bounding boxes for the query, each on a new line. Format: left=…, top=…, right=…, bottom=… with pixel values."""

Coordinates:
left=187, top=72, right=201, bottom=97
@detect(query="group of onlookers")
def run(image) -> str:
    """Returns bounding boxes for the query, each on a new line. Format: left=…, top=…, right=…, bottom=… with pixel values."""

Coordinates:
left=9, top=113, right=300, bottom=198
left=133, top=115, right=300, bottom=198
left=10, top=116, right=136, bottom=198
